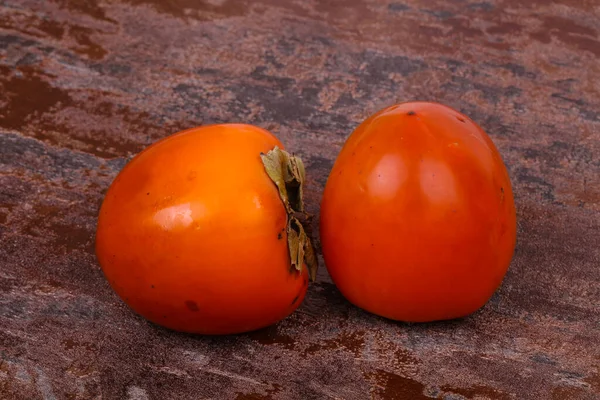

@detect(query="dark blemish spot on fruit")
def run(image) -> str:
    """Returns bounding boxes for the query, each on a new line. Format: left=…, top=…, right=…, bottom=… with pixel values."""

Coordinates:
left=151, top=285, right=155, bottom=289
left=291, top=294, right=300, bottom=306
left=163, top=315, right=167, bottom=319
left=457, top=116, right=466, bottom=123
left=408, top=111, right=416, bottom=116
left=146, top=192, right=150, bottom=195
left=277, top=232, right=283, bottom=240
left=377, top=174, right=381, bottom=177
left=185, top=300, right=199, bottom=312
left=371, top=243, right=374, bottom=246
left=500, top=187, right=505, bottom=201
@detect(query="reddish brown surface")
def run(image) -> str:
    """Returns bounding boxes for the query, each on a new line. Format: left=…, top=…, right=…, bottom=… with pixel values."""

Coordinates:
left=0, top=0, right=599, bottom=399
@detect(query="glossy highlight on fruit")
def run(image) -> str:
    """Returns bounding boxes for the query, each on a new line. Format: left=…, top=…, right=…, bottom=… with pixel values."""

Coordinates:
left=320, top=102, right=517, bottom=322
left=95, top=124, right=316, bottom=334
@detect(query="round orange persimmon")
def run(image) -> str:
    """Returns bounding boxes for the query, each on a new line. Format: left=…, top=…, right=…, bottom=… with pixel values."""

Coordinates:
left=320, top=102, right=516, bottom=322
left=96, top=124, right=316, bottom=334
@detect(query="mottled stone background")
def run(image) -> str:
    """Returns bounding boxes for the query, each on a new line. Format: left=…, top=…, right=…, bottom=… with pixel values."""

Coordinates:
left=1, top=0, right=599, bottom=399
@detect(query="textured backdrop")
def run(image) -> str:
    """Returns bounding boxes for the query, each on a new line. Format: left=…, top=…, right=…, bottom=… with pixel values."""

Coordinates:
left=1, top=0, right=599, bottom=399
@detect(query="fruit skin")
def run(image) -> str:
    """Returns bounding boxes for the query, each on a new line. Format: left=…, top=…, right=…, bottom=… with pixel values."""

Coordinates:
left=96, top=124, right=308, bottom=335
left=320, top=102, right=516, bottom=322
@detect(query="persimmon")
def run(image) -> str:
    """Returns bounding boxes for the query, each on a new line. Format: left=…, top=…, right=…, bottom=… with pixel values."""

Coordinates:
left=95, top=124, right=317, bottom=334
left=320, top=102, right=516, bottom=322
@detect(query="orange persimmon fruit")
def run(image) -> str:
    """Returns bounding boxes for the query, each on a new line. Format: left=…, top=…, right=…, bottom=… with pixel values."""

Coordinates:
left=320, top=102, right=517, bottom=322
left=95, top=124, right=317, bottom=334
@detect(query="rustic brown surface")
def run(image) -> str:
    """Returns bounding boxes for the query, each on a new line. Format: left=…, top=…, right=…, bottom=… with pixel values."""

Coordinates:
left=1, top=0, right=599, bottom=399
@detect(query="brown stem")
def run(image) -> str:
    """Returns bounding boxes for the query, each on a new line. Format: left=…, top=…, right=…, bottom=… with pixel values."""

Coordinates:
left=261, top=147, right=318, bottom=281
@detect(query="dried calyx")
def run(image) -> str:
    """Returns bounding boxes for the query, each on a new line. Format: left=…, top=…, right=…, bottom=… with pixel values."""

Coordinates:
left=261, top=147, right=318, bottom=281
